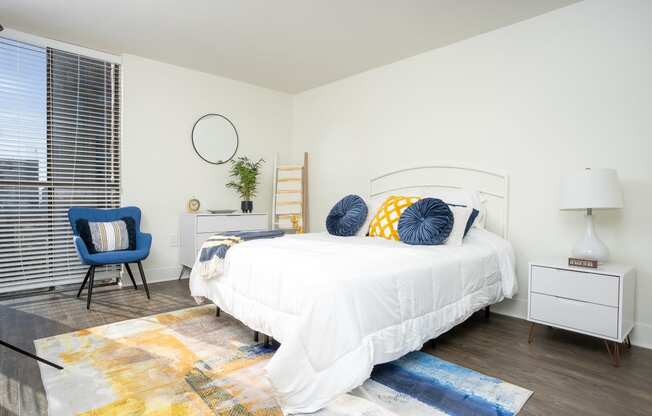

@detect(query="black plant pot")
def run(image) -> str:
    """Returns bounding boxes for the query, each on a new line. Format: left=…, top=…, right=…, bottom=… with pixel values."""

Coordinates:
left=241, top=200, right=253, bottom=213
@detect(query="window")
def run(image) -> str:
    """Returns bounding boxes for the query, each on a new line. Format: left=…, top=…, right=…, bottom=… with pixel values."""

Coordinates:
left=0, top=37, right=121, bottom=292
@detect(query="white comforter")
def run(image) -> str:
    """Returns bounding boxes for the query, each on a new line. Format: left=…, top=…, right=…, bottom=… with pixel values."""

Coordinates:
left=189, top=229, right=516, bottom=414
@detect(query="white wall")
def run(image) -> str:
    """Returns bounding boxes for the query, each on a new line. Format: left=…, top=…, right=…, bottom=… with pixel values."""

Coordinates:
left=291, top=0, right=652, bottom=347
left=122, top=55, right=292, bottom=281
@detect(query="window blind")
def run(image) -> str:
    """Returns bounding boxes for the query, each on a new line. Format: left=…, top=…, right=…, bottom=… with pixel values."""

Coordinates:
left=0, top=37, right=121, bottom=292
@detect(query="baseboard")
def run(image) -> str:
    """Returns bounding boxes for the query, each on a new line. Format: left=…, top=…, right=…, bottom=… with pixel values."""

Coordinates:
left=492, top=297, right=652, bottom=350
left=122, top=265, right=181, bottom=284
left=630, top=321, right=652, bottom=349
left=492, top=297, right=528, bottom=318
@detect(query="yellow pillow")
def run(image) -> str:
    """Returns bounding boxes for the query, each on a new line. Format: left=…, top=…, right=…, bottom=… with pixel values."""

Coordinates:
left=368, top=195, right=421, bottom=240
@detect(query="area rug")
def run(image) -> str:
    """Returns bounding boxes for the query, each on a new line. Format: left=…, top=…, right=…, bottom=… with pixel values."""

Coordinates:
left=35, top=305, right=532, bottom=415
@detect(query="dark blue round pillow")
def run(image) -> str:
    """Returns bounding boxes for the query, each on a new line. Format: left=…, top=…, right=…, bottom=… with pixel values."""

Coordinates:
left=326, top=195, right=368, bottom=236
left=398, top=198, right=454, bottom=245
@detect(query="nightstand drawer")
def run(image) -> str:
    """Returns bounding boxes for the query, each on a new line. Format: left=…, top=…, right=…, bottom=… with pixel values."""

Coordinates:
left=531, top=265, right=619, bottom=307
left=529, top=293, right=618, bottom=339
left=196, top=214, right=267, bottom=233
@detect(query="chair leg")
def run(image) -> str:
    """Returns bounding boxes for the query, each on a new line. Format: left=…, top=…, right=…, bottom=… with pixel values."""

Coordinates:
left=86, top=265, right=96, bottom=310
left=77, top=266, right=92, bottom=298
left=124, top=263, right=138, bottom=290
left=178, top=265, right=187, bottom=280
left=137, top=261, right=151, bottom=300
left=0, top=339, right=63, bottom=370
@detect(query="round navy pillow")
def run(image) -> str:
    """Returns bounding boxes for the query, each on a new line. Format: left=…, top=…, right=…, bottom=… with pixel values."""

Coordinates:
left=326, top=195, right=368, bottom=236
left=398, top=198, right=454, bottom=245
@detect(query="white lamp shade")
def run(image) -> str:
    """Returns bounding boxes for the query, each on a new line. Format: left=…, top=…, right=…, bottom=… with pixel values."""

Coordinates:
left=560, top=168, right=624, bottom=210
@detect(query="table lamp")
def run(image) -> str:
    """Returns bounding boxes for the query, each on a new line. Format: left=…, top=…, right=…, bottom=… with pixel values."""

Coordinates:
left=560, top=168, right=623, bottom=263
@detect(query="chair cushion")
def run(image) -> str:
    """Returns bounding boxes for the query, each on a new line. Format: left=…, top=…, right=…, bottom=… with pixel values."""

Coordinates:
left=83, top=247, right=150, bottom=265
left=77, top=219, right=136, bottom=253
left=326, top=195, right=368, bottom=236
left=90, top=220, right=131, bottom=252
left=397, top=198, right=454, bottom=245
left=368, top=195, right=421, bottom=241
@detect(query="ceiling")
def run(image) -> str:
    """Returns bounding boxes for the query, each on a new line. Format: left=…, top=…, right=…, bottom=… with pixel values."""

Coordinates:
left=0, top=0, right=579, bottom=93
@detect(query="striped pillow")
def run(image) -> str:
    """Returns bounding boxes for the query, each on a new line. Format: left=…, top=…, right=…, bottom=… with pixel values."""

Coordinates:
left=88, top=220, right=130, bottom=252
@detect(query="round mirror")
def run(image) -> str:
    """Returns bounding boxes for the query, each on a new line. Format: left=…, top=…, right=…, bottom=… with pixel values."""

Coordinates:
left=191, top=114, right=239, bottom=164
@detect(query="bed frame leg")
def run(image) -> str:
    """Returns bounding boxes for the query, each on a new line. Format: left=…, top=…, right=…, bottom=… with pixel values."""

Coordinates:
left=484, top=306, right=490, bottom=319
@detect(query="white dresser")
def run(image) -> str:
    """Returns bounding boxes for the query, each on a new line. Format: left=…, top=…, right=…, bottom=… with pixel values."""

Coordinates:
left=179, top=212, right=268, bottom=270
left=527, top=259, right=636, bottom=366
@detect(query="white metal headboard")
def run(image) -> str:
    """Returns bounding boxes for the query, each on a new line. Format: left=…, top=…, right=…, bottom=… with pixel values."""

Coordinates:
left=369, top=164, right=510, bottom=239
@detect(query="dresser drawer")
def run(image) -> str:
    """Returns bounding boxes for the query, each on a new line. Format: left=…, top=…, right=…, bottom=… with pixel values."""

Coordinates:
left=195, top=234, right=213, bottom=253
left=196, top=214, right=267, bottom=233
left=531, top=265, right=619, bottom=307
left=529, top=293, right=618, bottom=339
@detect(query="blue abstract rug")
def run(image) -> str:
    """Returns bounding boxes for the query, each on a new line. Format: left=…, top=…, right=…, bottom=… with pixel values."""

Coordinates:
left=36, top=305, right=532, bottom=415
left=358, top=351, right=533, bottom=416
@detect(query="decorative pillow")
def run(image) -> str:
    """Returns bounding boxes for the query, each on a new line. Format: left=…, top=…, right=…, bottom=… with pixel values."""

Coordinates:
left=76, top=219, right=96, bottom=254
left=397, top=198, right=454, bottom=245
left=465, top=209, right=479, bottom=237
left=88, top=220, right=131, bottom=252
left=326, top=194, right=368, bottom=236
left=355, top=194, right=383, bottom=237
left=368, top=195, right=421, bottom=240
left=420, top=189, right=486, bottom=229
left=121, top=217, right=137, bottom=250
left=445, top=205, right=473, bottom=246
left=448, top=204, right=479, bottom=238
left=355, top=198, right=376, bottom=237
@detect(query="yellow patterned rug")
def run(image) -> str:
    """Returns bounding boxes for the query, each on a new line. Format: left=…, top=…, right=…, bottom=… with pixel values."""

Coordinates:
left=35, top=305, right=532, bottom=416
left=35, top=306, right=283, bottom=415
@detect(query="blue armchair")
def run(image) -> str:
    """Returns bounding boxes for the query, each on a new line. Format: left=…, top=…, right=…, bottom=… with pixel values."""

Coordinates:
left=68, top=206, right=151, bottom=309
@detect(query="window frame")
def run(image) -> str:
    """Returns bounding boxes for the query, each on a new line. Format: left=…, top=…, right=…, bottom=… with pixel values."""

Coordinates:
left=0, top=30, right=123, bottom=293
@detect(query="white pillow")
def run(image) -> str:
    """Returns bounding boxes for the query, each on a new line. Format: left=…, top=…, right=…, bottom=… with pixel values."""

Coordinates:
left=419, top=188, right=486, bottom=229
left=355, top=195, right=382, bottom=236
left=444, top=205, right=473, bottom=246
left=468, top=191, right=486, bottom=229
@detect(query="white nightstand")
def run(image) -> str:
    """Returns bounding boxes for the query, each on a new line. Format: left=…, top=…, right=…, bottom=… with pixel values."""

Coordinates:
left=527, top=259, right=636, bottom=367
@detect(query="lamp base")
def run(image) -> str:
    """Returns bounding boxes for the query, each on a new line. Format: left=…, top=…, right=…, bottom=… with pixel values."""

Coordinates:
left=572, top=209, right=609, bottom=263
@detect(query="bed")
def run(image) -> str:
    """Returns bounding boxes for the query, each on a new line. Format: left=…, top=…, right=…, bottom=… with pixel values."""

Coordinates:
left=189, top=164, right=517, bottom=414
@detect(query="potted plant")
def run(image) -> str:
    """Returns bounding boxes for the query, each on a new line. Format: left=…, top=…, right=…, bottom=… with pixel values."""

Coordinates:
left=226, top=156, right=264, bottom=213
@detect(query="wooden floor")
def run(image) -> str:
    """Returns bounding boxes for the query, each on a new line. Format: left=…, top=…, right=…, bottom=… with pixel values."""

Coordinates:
left=0, top=279, right=650, bottom=416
